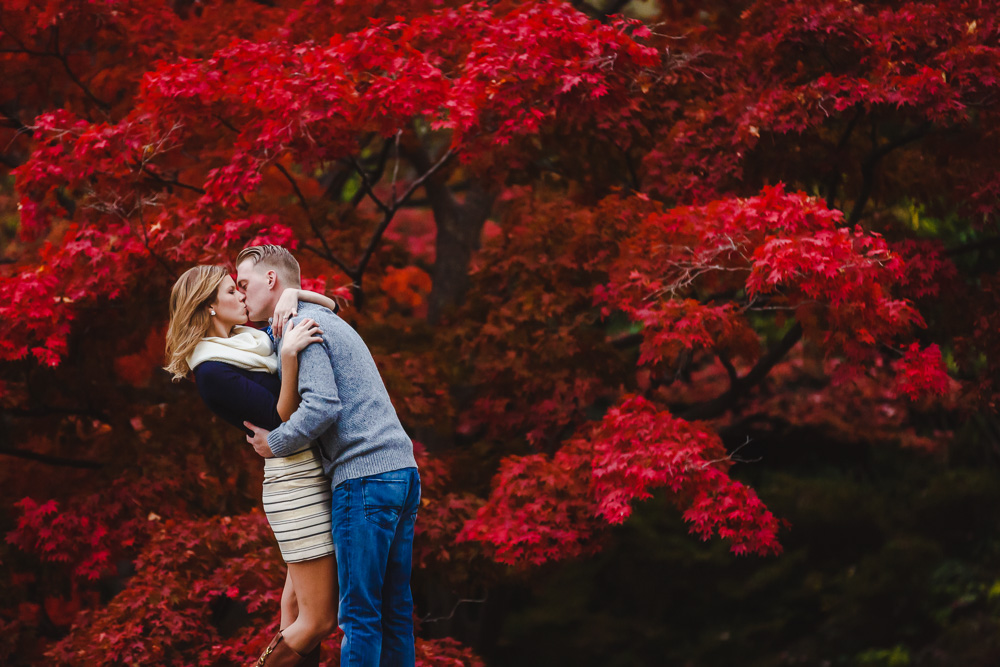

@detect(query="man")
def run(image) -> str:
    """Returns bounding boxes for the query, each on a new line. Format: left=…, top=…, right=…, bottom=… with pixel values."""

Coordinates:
left=238, top=245, right=420, bottom=667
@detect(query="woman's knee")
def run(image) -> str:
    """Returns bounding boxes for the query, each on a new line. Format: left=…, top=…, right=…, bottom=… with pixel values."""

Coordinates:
left=316, top=612, right=338, bottom=638
left=297, top=612, right=336, bottom=643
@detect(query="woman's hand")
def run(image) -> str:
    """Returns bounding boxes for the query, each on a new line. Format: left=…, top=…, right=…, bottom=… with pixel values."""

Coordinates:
left=272, top=288, right=300, bottom=337
left=281, top=318, right=323, bottom=357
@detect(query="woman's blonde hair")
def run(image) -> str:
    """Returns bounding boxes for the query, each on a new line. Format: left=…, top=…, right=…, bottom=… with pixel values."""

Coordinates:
left=164, top=265, right=230, bottom=381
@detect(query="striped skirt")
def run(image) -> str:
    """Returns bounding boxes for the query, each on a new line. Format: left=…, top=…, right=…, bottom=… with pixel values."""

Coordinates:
left=262, top=447, right=335, bottom=563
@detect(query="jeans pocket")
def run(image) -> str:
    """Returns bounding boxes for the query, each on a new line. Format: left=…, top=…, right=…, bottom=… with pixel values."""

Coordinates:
left=362, top=478, right=407, bottom=529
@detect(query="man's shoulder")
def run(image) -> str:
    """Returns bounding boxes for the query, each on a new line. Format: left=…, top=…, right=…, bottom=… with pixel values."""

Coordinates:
left=296, top=301, right=341, bottom=325
left=296, top=302, right=359, bottom=342
left=294, top=301, right=368, bottom=355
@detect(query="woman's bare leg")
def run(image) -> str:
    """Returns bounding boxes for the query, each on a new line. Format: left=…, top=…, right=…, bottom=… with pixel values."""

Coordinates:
left=279, top=569, right=298, bottom=630
left=279, top=554, right=338, bottom=655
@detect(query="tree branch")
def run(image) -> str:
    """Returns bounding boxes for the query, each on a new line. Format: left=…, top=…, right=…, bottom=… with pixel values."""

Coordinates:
left=0, top=445, right=104, bottom=469
left=0, top=21, right=112, bottom=115
left=54, top=50, right=111, bottom=114
left=351, top=139, right=395, bottom=207
left=396, top=148, right=455, bottom=210
left=140, top=165, right=206, bottom=195
left=824, top=108, right=863, bottom=209
left=348, top=156, right=391, bottom=214
left=421, top=596, right=489, bottom=624
left=274, top=162, right=311, bottom=217
left=3, top=405, right=111, bottom=421
left=51, top=25, right=111, bottom=114
left=134, top=206, right=178, bottom=281
left=91, top=198, right=177, bottom=280
left=272, top=162, right=356, bottom=277
left=353, top=147, right=455, bottom=290
left=679, top=322, right=803, bottom=421
left=0, top=104, right=28, bottom=131
left=847, top=121, right=932, bottom=225
left=717, top=352, right=739, bottom=390
left=213, top=114, right=241, bottom=134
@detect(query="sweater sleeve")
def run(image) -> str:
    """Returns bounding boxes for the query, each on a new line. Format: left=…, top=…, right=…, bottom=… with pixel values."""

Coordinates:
left=266, top=323, right=342, bottom=457
left=196, top=362, right=283, bottom=434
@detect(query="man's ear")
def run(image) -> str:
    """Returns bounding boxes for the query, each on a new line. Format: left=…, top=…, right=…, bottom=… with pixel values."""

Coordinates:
left=266, top=269, right=278, bottom=290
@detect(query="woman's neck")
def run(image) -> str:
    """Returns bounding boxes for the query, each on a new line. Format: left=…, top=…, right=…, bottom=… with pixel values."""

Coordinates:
left=207, top=319, right=235, bottom=338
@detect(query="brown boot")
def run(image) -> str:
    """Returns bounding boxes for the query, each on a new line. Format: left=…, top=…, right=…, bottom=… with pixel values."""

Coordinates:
left=300, top=644, right=320, bottom=667
left=253, top=632, right=306, bottom=667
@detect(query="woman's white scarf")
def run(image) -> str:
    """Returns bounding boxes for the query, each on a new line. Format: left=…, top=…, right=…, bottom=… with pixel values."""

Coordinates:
left=187, top=325, right=278, bottom=374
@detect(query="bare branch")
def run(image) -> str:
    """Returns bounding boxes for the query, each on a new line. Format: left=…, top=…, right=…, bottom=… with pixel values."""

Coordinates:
left=421, top=596, right=488, bottom=624
left=213, top=114, right=241, bottom=134
left=347, top=138, right=393, bottom=207
left=271, top=162, right=358, bottom=279
left=348, top=156, right=391, bottom=214
left=0, top=446, right=104, bottom=469
left=353, top=147, right=455, bottom=282
left=694, top=437, right=761, bottom=469
left=717, top=352, right=739, bottom=389
left=847, top=121, right=933, bottom=225
left=395, top=148, right=454, bottom=208
left=679, top=322, right=803, bottom=421
left=88, top=195, right=177, bottom=279
left=140, top=165, right=206, bottom=195
left=390, top=129, right=402, bottom=205
left=0, top=21, right=105, bottom=116
left=824, top=108, right=863, bottom=209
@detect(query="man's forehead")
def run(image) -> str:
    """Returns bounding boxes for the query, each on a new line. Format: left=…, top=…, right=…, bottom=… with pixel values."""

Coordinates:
left=235, top=260, right=256, bottom=279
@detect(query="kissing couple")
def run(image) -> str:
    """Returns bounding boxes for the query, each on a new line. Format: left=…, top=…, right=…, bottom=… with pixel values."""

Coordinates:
left=164, top=245, right=420, bottom=667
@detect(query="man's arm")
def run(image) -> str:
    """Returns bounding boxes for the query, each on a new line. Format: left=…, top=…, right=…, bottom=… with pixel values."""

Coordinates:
left=272, top=289, right=339, bottom=337
left=265, top=326, right=342, bottom=457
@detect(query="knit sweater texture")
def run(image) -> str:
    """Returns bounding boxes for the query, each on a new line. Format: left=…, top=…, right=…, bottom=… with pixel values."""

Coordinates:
left=266, top=302, right=416, bottom=487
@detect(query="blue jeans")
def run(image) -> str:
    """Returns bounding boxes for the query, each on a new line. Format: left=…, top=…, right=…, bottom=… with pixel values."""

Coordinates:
left=331, top=467, right=420, bottom=667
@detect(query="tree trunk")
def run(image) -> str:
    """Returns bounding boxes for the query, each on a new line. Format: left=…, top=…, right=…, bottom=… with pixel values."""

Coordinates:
left=427, top=183, right=492, bottom=323
left=406, top=143, right=494, bottom=323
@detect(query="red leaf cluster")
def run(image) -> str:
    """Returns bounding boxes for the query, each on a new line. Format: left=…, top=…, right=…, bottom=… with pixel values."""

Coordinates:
left=461, top=395, right=783, bottom=566
left=7, top=475, right=182, bottom=583
left=6, top=0, right=995, bottom=661
left=892, top=343, right=951, bottom=401
left=43, top=512, right=284, bottom=666
left=602, top=185, right=935, bottom=373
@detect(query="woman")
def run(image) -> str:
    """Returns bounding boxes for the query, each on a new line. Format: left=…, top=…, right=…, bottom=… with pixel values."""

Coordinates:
left=164, top=265, right=337, bottom=667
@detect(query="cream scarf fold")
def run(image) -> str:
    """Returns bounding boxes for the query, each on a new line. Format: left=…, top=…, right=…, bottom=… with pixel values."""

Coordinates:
left=187, top=325, right=278, bottom=374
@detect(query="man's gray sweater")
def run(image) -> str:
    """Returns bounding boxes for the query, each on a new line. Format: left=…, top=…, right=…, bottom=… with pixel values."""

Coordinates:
left=266, top=301, right=417, bottom=488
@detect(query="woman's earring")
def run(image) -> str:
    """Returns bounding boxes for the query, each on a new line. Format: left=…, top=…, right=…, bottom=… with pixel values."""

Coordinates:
left=210, top=309, right=216, bottom=316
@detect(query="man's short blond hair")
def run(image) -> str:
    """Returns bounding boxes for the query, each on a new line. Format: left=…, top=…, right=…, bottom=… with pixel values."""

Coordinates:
left=237, top=245, right=301, bottom=287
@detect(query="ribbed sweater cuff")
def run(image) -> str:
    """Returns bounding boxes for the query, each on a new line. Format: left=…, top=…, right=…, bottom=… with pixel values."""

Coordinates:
left=267, top=429, right=305, bottom=458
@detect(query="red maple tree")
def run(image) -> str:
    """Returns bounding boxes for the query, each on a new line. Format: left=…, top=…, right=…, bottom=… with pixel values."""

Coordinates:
left=2, top=0, right=995, bottom=664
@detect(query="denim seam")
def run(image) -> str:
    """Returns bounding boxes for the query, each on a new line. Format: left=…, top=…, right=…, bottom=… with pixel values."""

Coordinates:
left=362, top=478, right=406, bottom=529
left=344, top=480, right=358, bottom=667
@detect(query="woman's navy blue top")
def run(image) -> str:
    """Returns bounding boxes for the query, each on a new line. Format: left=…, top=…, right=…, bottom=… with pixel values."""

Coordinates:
left=193, top=361, right=282, bottom=435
